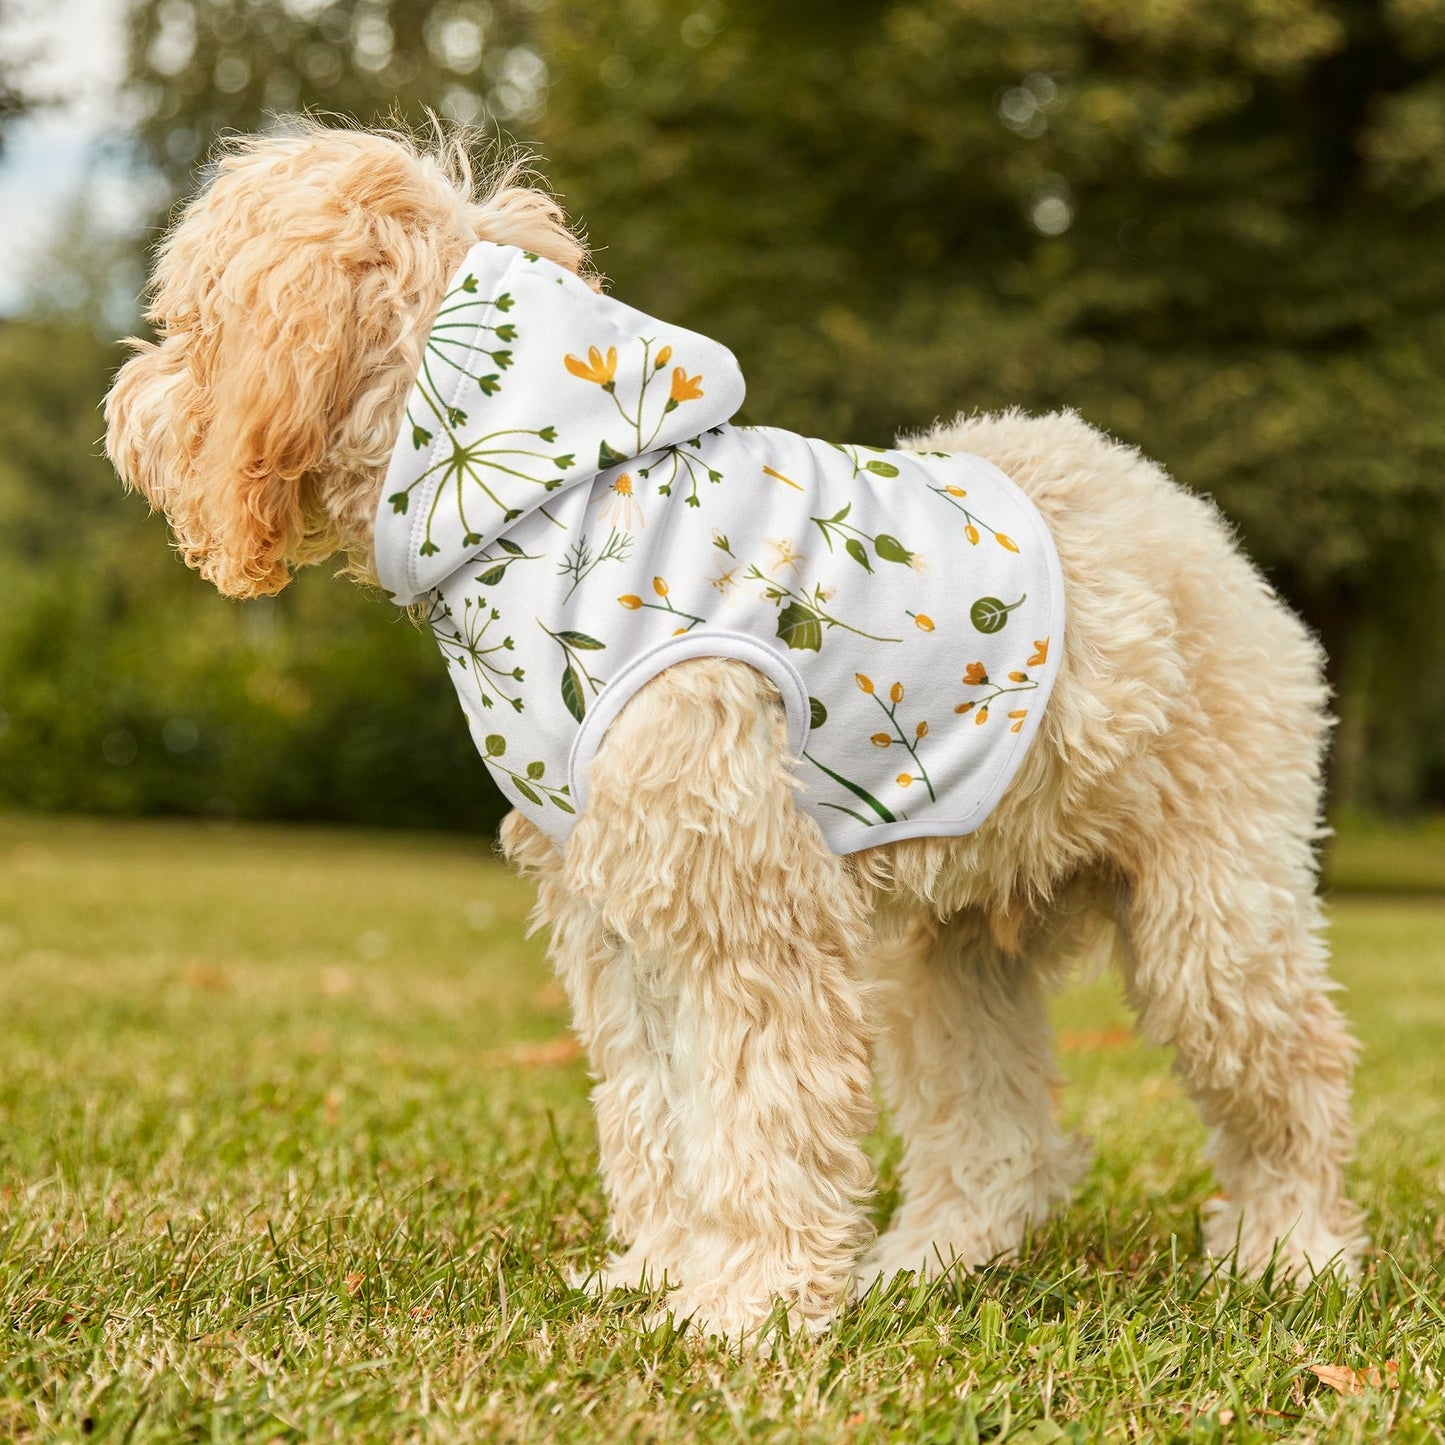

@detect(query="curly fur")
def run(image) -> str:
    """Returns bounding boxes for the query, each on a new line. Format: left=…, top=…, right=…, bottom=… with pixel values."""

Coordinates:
left=105, top=124, right=1365, bottom=1344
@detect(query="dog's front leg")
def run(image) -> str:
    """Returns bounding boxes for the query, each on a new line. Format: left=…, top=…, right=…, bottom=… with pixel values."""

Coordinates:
left=564, top=658, right=878, bottom=1343
left=501, top=809, right=685, bottom=1290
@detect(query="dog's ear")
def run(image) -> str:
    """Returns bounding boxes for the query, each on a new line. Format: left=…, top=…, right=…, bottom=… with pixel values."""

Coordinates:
left=106, top=238, right=346, bottom=599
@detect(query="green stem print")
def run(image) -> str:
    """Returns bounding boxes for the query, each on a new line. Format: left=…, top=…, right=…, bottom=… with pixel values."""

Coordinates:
left=618, top=577, right=707, bottom=633
left=428, top=596, right=525, bottom=713
left=475, top=537, right=543, bottom=587
left=481, top=733, right=574, bottom=813
left=828, top=442, right=902, bottom=480
left=540, top=622, right=607, bottom=724
left=954, top=659, right=1040, bottom=731
left=745, top=565, right=902, bottom=652
left=857, top=675, right=935, bottom=801
left=928, top=484, right=1020, bottom=553
left=564, top=339, right=705, bottom=466
left=558, top=529, right=632, bottom=602
left=812, top=501, right=918, bottom=572
left=802, top=751, right=900, bottom=826
left=386, top=271, right=576, bottom=558
left=639, top=441, right=722, bottom=508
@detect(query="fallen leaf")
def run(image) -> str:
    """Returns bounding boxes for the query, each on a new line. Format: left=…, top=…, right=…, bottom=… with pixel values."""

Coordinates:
left=1309, top=1362, right=1399, bottom=1395
left=344, top=1272, right=364, bottom=1296
left=504, top=1037, right=583, bottom=1068
left=1057, top=1027, right=1133, bottom=1052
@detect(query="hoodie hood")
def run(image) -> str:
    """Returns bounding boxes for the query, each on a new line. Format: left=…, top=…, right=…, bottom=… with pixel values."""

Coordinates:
left=374, top=243, right=746, bottom=604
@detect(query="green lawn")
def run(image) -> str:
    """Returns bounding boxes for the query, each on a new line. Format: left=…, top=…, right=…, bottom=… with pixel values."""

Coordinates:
left=2, top=813, right=1443, bottom=1443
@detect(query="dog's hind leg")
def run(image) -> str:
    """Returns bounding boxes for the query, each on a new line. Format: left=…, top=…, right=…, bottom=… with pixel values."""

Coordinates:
left=860, top=907, right=1090, bottom=1288
left=1119, top=833, right=1365, bottom=1280
left=563, top=658, right=878, bottom=1342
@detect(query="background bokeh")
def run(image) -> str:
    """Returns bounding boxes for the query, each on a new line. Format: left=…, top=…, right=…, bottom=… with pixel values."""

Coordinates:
left=2, top=0, right=1442, bottom=834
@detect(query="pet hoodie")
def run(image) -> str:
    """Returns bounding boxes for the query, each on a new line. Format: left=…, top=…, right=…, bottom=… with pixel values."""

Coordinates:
left=373, top=242, right=1065, bottom=854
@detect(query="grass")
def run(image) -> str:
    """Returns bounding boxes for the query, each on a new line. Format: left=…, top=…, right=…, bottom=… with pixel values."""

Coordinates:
left=1, top=812, right=1443, bottom=1443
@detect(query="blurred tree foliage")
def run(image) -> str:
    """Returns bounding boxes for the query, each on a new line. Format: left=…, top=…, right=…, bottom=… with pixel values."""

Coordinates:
left=2, top=0, right=1443, bottom=826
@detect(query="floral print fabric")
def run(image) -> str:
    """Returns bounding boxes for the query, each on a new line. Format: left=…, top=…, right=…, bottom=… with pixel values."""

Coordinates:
left=374, top=242, right=1065, bottom=853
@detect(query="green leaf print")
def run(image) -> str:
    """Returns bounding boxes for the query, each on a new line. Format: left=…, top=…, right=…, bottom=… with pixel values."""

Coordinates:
left=598, top=439, right=629, bottom=468
left=809, top=697, right=828, bottom=729
left=802, top=751, right=898, bottom=824
left=970, top=594, right=1027, bottom=634
left=864, top=460, right=900, bottom=477
left=776, top=603, right=825, bottom=652
left=553, top=630, right=606, bottom=651
left=514, top=778, right=543, bottom=806
left=526, top=761, right=546, bottom=779
left=561, top=662, right=586, bottom=724
left=845, top=538, right=873, bottom=572
left=484, top=734, right=507, bottom=757
left=874, top=534, right=911, bottom=564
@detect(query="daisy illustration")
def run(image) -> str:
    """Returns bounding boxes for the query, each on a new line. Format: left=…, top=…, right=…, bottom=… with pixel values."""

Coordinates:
left=598, top=472, right=644, bottom=532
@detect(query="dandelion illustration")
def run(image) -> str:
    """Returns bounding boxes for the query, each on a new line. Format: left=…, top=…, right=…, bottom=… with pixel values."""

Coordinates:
left=710, top=565, right=739, bottom=595
left=428, top=595, right=525, bottom=713
left=387, top=274, right=574, bottom=554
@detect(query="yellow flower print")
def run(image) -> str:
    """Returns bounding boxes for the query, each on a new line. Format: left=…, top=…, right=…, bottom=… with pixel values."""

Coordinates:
left=564, top=345, right=618, bottom=388
left=654, top=345, right=673, bottom=370
left=897, top=773, right=913, bottom=788
left=669, top=367, right=704, bottom=402
left=996, top=533, right=1019, bottom=553
left=598, top=472, right=643, bottom=532
left=856, top=673, right=875, bottom=695
left=965, top=524, right=981, bottom=545
left=710, top=565, right=739, bottom=595
left=907, top=611, right=935, bottom=632
left=955, top=655, right=1039, bottom=721
left=871, top=733, right=892, bottom=748
left=1028, top=638, right=1050, bottom=667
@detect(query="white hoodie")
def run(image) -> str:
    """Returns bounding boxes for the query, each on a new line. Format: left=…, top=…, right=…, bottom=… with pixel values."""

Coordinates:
left=374, top=242, right=1064, bottom=853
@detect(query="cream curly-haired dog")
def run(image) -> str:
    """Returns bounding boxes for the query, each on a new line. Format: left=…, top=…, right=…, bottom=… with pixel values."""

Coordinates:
left=105, top=124, right=1364, bottom=1341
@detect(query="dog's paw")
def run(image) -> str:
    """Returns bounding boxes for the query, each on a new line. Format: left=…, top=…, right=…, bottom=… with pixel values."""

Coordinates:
left=570, top=1245, right=675, bottom=1296
left=856, top=1232, right=996, bottom=1296
left=1202, top=1196, right=1367, bottom=1282
left=645, top=1288, right=837, bottom=1351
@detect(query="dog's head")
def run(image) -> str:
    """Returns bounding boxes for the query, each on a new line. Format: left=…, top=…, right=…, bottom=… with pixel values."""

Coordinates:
left=105, top=122, right=588, bottom=597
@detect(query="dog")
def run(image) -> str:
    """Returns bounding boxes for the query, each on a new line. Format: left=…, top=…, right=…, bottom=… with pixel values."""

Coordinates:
left=105, top=123, right=1365, bottom=1341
